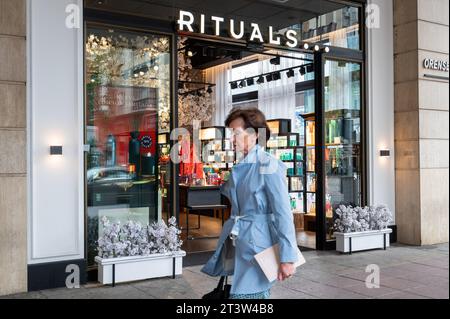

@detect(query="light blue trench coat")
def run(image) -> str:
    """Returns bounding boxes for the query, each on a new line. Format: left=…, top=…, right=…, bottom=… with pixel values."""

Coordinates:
left=201, top=144, right=299, bottom=294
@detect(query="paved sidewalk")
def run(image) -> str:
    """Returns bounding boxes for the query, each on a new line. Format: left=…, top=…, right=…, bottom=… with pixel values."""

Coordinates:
left=3, top=243, right=448, bottom=299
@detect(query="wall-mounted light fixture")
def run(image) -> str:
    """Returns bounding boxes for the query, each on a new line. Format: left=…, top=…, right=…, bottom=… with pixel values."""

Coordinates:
left=380, top=149, right=391, bottom=157
left=50, top=146, right=63, bottom=156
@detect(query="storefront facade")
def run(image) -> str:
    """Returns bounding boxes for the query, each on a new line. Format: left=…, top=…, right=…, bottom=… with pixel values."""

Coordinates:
left=0, top=0, right=447, bottom=295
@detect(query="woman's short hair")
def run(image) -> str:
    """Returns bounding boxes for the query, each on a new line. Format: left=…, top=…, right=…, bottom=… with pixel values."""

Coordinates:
left=225, top=107, right=271, bottom=142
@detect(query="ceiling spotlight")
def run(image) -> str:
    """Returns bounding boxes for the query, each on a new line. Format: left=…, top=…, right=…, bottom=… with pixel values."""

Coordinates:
left=272, top=72, right=281, bottom=81
left=324, top=46, right=330, bottom=53
left=207, top=86, right=213, bottom=94
left=186, top=49, right=194, bottom=57
left=303, top=43, right=310, bottom=50
left=230, top=82, right=238, bottom=90
left=270, top=56, right=281, bottom=65
left=153, top=65, right=159, bottom=71
left=256, top=75, right=265, bottom=84
left=266, top=73, right=274, bottom=82
left=246, top=78, right=255, bottom=86
left=299, top=66, right=306, bottom=76
left=314, top=44, right=320, bottom=52
left=238, top=80, right=247, bottom=88
left=286, top=69, right=295, bottom=78
left=306, top=64, right=314, bottom=73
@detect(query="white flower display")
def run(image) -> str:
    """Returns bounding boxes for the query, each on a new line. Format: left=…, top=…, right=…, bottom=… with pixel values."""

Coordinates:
left=97, top=216, right=183, bottom=258
left=334, top=204, right=393, bottom=233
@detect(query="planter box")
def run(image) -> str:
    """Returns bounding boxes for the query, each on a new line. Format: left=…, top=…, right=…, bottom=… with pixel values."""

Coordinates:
left=335, top=229, right=392, bottom=254
left=95, top=250, right=186, bottom=285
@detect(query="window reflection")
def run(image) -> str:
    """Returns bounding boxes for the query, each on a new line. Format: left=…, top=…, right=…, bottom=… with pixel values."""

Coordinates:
left=85, top=26, right=171, bottom=267
left=324, top=60, right=362, bottom=240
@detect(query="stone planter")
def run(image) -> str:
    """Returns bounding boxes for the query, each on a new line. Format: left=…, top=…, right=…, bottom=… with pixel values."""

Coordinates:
left=95, top=250, right=186, bottom=285
left=335, top=229, right=392, bottom=254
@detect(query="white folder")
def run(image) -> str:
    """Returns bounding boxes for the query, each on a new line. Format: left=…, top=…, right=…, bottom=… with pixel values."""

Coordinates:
left=254, top=244, right=306, bottom=282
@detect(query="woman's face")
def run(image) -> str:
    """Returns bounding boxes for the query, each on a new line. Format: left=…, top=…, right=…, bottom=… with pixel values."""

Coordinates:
left=228, top=117, right=258, bottom=155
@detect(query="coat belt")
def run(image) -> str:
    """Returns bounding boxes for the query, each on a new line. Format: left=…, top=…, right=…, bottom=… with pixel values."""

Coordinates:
left=229, top=213, right=275, bottom=245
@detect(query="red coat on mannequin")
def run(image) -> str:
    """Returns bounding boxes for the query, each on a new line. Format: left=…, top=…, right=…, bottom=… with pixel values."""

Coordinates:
left=179, top=138, right=204, bottom=179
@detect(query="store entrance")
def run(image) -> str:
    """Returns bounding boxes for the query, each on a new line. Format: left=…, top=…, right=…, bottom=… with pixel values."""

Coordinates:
left=176, top=37, right=319, bottom=253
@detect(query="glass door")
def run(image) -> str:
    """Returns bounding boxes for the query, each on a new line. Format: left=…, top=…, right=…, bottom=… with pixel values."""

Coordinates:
left=296, top=87, right=317, bottom=249
left=84, top=24, right=173, bottom=268
left=321, top=58, right=363, bottom=246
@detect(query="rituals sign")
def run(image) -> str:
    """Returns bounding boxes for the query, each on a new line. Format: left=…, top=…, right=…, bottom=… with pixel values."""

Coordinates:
left=177, top=10, right=303, bottom=48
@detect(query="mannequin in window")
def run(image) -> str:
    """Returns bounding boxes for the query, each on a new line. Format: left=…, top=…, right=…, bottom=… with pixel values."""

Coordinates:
left=178, top=133, right=204, bottom=183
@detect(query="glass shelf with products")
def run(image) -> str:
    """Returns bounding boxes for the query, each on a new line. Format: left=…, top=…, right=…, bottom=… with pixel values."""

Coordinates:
left=199, top=126, right=235, bottom=172
left=323, top=108, right=361, bottom=180
left=289, top=192, right=304, bottom=214
left=266, top=133, right=299, bottom=149
left=300, top=113, right=316, bottom=216
left=267, top=119, right=291, bottom=135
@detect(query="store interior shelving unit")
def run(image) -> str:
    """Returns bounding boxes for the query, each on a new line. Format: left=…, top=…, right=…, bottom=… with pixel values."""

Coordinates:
left=266, top=117, right=320, bottom=233
left=300, top=114, right=318, bottom=232
left=199, top=126, right=235, bottom=174
left=265, top=120, right=302, bottom=230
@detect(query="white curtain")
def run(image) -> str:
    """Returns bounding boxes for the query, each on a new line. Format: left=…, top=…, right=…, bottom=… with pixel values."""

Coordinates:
left=205, top=53, right=303, bottom=128
left=205, top=62, right=233, bottom=126
left=326, top=60, right=357, bottom=112
left=257, top=54, right=298, bottom=126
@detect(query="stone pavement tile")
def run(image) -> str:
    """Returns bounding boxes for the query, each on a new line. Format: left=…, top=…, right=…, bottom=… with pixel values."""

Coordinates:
left=376, top=291, right=430, bottom=299
left=280, top=276, right=368, bottom=299
left=1, top=291, right=48, bottom=299
left=394, top=272, right=449, bottom=289
left=297, top=268, right=365, bottom=288
left=131, top=277, right=198, bottom=299
left=183, top=265, right=205, bottom=275
left=340, top=269, right=373, bottom=282
left=378, top=266, right=419, bottom=279
left=39, top=284, right=151, bottom=299
left=133, top=284, right=198, bottom=299
left=404, top=286, right=449, bottom=299
left=317, top=275, right=366, bottom=289
left=295, top=268, right=336, bottom=280
left=269, top=285, right=317, bottom=299
left=301, top=260, right=356, bottom=274
left=342, top=283, right=399, bottom=298
left=395, top=263, right=449, bottom=278
left=182, top=269, right=221, bottom=298
left=410, top=258, right=449, bottom=269
left=379, top=276, right=425, bottom=290
left=82, top=284, right=155, bottom=299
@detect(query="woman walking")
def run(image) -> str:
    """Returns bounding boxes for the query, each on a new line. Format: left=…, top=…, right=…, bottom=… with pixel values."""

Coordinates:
left=201, top=107, right=299, bottom=299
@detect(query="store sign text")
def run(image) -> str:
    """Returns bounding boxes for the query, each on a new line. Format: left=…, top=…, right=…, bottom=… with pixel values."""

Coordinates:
left=423, top=58, right=449, bottom=72
left=177, top=10, right=301, bottom=48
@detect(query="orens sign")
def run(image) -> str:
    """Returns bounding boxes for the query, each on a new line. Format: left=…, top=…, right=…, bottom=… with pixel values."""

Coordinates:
left=423, top=58, right=449, bottom=72
left=177, top=10, right=307, bottom=49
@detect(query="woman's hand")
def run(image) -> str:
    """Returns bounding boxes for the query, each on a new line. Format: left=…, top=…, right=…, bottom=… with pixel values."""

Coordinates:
left=278, top=263, right=295, bottom=281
